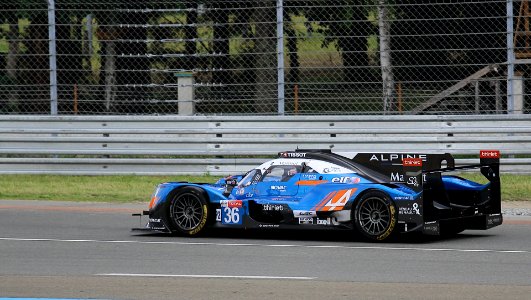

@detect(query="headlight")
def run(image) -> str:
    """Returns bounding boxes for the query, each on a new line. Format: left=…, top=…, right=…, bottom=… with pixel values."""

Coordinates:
left=148, top=185, right=164, bottom=210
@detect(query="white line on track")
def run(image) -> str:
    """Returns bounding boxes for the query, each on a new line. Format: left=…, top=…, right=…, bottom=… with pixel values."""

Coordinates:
left=97, top=273, right=316, bottom=280
left=0, top=237, right=529, bottom=254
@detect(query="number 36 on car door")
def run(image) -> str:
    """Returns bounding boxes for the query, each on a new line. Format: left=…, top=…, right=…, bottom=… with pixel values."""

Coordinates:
left=218, top=200, right=243, bottom=225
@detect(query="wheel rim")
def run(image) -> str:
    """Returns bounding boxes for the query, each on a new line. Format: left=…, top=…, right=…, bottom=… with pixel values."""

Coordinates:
left=357, top=196, right=391, bottom=236
left=171, top=192, right=204, bottom=230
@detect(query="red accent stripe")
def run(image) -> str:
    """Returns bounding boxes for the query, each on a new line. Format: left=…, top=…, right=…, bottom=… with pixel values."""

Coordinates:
left=296, top=180, right=328, bottom=186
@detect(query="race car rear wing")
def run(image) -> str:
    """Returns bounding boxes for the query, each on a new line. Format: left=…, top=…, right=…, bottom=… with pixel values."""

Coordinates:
left=350, top=150, right=500, bottom=193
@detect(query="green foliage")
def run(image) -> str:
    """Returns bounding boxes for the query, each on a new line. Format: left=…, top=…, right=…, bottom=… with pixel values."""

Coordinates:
left=0, top=39, right=7, bottom=53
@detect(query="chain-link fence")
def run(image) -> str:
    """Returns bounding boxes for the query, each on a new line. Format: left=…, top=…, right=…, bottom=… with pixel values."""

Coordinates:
left=0, top=0, right=528, bottom=115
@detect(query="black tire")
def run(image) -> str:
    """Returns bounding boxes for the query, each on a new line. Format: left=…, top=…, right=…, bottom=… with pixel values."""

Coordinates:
left=168, top=187, right=210, bottom=236
left=353, top=191, right=398, bottom=242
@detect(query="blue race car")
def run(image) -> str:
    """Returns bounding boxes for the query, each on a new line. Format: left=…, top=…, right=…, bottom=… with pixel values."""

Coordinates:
left=132, top=149, right=502, bottom=241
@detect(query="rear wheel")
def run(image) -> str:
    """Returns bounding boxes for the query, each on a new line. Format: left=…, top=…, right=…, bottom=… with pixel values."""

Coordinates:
left=354, top=191, right=397, bottom=241
left=168, top=187, right=210, bottom=236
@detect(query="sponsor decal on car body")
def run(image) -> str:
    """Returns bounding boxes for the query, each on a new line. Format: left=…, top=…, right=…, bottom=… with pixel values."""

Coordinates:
left=293, top=210, right=317, bottom=218
left=317, top=218, right=332, bottom=225
left=398, top=203, right=421, bottom=215
left=312, top=188, right=357, bottom=212
left=402, top=158, right=423, bottom=167
left=263, top=204, right=284, bottom=211
left=369, top=153, right=427, bottom=162
left=220, top=200, right=243, bottom=208
left=259, top=224, right=280, bottom=228
left=270, top=185, right=287, bottom=190
left=298, top=217, right=314, bottom=224
left=480, top=150, right=500, bottom=159
left=280, top=152, right=307, bottom=158
left=331, top=176, right=360, bottom=184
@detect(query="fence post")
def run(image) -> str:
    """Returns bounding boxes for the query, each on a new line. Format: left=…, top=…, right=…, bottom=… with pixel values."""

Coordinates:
left=176, top=72, right=195, bottom=116
left=514, top=72, right=524, bottom=114
left=86, top=14, right=93, bottom=55
left=47, top=0, right=58, bottom=115
left=507, top=0, right=515, bottom=114
left=277, top=0, right=285, bottom=115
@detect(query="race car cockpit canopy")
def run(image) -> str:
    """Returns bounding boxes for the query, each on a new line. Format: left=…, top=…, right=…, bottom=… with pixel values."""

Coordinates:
left=237, top=155, right=359, bottom=188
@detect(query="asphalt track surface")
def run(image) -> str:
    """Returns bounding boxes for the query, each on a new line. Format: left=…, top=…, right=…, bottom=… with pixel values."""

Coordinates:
left=1, top=200, right=530, bottom=300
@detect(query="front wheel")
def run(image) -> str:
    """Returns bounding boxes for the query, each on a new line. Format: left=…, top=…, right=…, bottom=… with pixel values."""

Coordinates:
left=168, top=187, right=210, bottom=236
left=353, top=191, right=397, bottom=241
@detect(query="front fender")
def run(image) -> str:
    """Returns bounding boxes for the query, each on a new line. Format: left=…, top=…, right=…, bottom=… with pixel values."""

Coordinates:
left=151, top=182, right=229, bottom=212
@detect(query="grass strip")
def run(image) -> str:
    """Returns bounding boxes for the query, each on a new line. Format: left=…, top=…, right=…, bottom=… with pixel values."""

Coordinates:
left=0, top=174, right=529, bottom=203
left=458, top=173, right=531, bottom=202
left=0, top=175, right=219, bottom=203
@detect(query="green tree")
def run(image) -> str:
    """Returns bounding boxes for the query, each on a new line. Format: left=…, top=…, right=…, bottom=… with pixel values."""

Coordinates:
left=0, top=3, right=21, bottom=113
left=304, top=0, right=377, bottom=83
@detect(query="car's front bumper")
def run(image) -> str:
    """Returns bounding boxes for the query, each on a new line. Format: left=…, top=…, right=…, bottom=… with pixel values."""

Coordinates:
left=131, top=210, right=171, bottom=233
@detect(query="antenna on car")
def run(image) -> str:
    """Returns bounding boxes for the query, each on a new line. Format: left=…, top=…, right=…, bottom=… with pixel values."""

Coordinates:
left=295, top=149, right=332, bottom=153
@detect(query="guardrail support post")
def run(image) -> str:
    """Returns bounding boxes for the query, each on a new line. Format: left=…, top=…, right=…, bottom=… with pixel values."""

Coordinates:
left=176, top=72, right=195, bottom=116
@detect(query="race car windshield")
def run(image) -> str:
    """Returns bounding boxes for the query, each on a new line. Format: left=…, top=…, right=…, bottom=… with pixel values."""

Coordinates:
left=262, top=165, right=302, bottom=182
left=238, top=169, right=260, bottom=187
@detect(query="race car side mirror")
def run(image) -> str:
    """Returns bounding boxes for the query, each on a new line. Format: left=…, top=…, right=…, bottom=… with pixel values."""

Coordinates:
left=223, top=178, right=238, bottom=196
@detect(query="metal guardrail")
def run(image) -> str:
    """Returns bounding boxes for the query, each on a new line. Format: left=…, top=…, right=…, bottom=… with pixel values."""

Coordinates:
left=1, top=115, right=530, bottom=175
